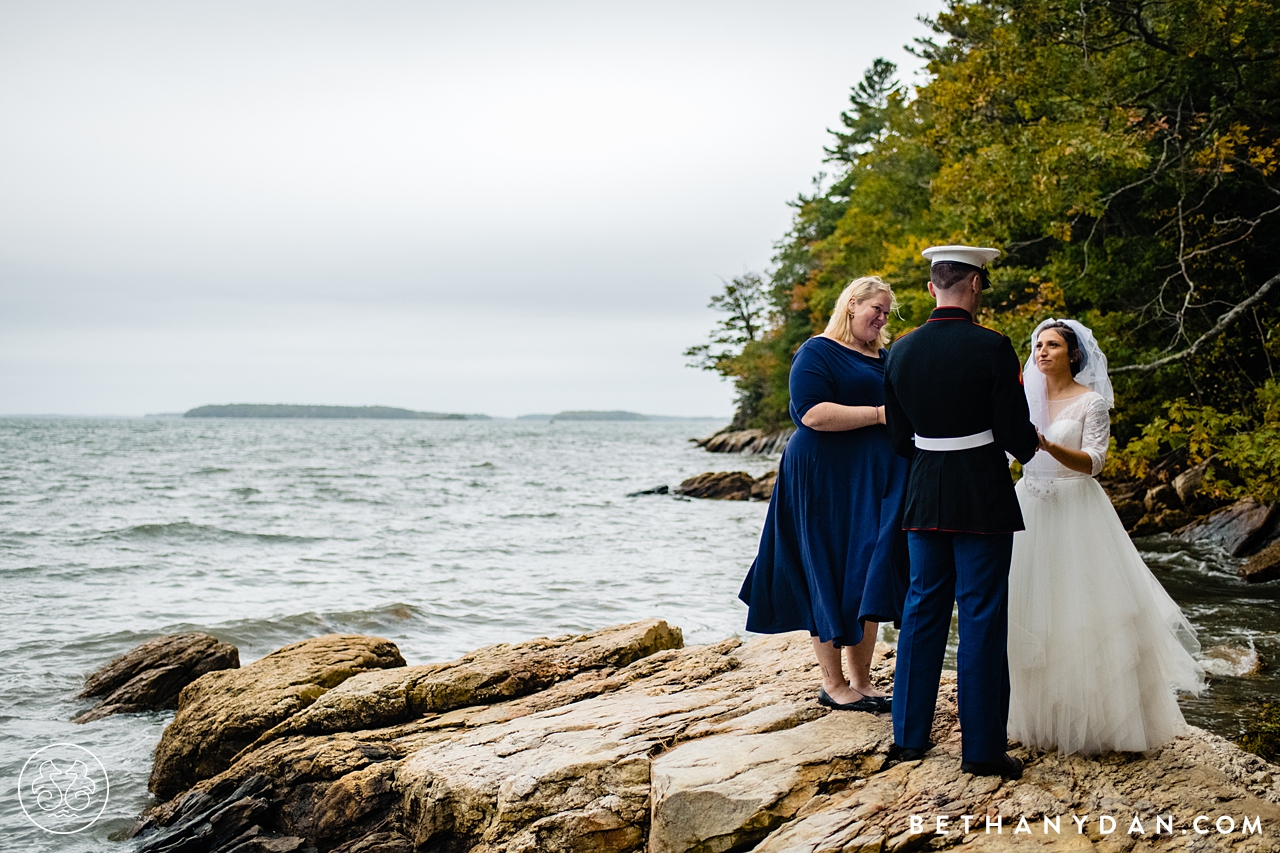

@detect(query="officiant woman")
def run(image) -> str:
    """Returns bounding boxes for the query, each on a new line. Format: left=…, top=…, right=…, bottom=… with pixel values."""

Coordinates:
left=739, top=276, right=908, bottom=712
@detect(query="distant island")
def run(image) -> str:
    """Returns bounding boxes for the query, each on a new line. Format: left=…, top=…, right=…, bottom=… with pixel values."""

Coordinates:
left=550, top=410, right=648, bottom=422
left=184, top=405, right=488, bottom=420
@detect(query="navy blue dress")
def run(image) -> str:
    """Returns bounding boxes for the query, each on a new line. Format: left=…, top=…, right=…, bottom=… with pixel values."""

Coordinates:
left=738, top=336, right=909, bottom=647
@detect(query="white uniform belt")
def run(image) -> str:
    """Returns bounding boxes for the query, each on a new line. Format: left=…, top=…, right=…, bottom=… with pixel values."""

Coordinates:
left=912, top=430, right=995, bottom=451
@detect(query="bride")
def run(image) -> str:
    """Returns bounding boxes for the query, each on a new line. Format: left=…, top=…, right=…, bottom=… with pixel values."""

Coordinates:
left=1008, top=319, right=1205, bottom=755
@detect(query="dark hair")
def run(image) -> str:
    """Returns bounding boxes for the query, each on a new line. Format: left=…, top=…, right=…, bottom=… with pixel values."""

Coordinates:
left=1038, top=321, right=1084, bottom=376
left=930, top=261, right=987, bottom=291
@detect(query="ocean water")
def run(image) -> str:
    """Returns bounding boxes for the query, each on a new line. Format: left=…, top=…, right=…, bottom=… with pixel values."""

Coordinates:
left=0, top=417, right=1275, bottom=851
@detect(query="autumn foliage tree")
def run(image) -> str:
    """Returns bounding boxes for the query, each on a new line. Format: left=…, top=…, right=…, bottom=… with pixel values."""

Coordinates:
left=691, top=0, right=1280, bottom=484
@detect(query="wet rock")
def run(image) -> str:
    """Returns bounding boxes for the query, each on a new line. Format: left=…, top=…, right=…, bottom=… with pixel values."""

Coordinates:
left=676, top=471, right=757, bottom=501
left=134, top=773, right=306, bottom=853
left=626, top=485, right=669, bottom=497
left=1177, top=499, right=1280, bottom=556
left=695, top=427, right=794, bottom=455
left=1241, top=538, right=1280, bottom=584
left=149, top=634, right=406, bottom=801
left=1201, top=644, right=1264, bottom=677
left=75, top=632, right=239, bottom=724
left=750, top=470, right=778, bottom=501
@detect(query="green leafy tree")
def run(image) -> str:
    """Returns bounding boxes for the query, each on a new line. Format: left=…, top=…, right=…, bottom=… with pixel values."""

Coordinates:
left=688, top=0, right=1280, bottom=495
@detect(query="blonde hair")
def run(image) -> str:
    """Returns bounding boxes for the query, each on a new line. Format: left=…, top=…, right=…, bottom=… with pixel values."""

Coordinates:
left=823, top=276, right=896, bottom=349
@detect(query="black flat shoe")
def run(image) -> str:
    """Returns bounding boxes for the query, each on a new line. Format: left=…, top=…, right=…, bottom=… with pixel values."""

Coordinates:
left=960, top=753, right=1023, bottom=780
left=889, top=741, right=934, bottom=762
left=845, top=682, right=891, bottom=713
left=817, top=686, right=880, bottom=712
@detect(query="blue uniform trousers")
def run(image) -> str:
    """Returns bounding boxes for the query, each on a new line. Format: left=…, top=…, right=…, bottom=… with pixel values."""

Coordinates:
left=892, top=530, right=1013, bottom=763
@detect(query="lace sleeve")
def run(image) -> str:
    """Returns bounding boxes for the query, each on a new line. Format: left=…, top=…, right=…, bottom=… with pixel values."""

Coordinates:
left=1081, top=394, right=1111, bottom=476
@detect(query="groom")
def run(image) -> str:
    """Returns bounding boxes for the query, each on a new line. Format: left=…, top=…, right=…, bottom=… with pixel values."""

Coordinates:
left=882, top=245, right=1040, bottom=779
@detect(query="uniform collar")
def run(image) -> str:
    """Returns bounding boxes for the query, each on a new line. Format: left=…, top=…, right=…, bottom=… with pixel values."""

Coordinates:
left=927, top=306, right=974, bottom=322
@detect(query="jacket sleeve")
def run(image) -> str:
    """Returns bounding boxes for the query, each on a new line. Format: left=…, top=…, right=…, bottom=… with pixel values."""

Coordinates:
left=990, top=336, right=1039, bottom=464
left=883, top=355, right=915, bottom=460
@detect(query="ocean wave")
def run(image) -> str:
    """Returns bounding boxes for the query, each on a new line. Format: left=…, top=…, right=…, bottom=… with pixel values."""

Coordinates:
left=204, top=602, right=439, bottom=658
left=93, top=521, right=325, bottom=545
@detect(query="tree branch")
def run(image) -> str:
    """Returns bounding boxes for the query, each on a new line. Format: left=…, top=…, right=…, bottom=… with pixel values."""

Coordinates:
left=1110, top=269, right=1280, bottom=374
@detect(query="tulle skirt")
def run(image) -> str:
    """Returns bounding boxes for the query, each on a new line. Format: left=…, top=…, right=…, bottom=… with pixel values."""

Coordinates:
left=1008, top=476, right=1205, bottom=755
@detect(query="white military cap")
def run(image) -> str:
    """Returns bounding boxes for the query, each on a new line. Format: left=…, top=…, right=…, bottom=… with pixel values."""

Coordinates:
left=921, top=245, right=1001, bottom=267
left=922, top=245, right=1000, bottom=290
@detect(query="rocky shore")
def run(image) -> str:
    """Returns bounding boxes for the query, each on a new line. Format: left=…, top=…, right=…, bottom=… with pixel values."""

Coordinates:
left=78, top=622, right=1280, bottom=852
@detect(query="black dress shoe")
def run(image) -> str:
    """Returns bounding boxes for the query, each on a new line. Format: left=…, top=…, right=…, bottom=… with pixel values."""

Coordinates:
left=960, top=753, right=1024, bottom=780
left=889, top=742, right=934, bottom=762
left=817, top=686, right=881, bottom=712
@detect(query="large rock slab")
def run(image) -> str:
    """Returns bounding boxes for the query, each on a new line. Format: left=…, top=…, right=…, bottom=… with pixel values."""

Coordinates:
left=750, top=729, right=1280, bottom=852
left=1177, top=499, right=1279, bottom=556
left=696, top=428, right=794, bottom=455
left=252, top=619, right=683, bottom=746
left=149, top=634, right=406, bottom=800
left=677, top=472, right=759, bottom=501
left=75, top=632, right=239, bottom=723
left=650, top=712, right=890, bottom=853
left=128, top=624, right=1280, bottom=853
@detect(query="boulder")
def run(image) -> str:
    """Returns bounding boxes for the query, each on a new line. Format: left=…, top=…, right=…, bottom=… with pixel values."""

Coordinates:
left=1241, top=538, right=1280, bottom=584
left=1201, top=644, right=1265, bottom=678
left=149, top=634, right=406, bottom=801
left=676, top=471, right=757, bottom=501
left=1143, top=483, right=1182, bottom=513
left=134, top=773, right=306, bottom=853
left=1173, top=456, right=1216, bottom=510
left=1112, top=499, right=1147, bottom=532
left=75, top=632, right=239, bottom=724
left=750, top=470, right=778, bottom=501
left=1177, top=499, right=1280, bottom=556
left=129, top=625, right=1280, bottom=853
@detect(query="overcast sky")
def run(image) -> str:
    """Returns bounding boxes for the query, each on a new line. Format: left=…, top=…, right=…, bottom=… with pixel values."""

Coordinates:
left=0, top=0, right=941, bottom=417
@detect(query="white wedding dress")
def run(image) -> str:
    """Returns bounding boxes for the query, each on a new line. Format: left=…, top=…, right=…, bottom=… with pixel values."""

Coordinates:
left=1007, top=391, right=1205, bottom=755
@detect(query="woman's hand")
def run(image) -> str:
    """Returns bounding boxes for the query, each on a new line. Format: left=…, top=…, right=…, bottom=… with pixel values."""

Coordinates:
left=1036, top=430, right=1094, bottom=474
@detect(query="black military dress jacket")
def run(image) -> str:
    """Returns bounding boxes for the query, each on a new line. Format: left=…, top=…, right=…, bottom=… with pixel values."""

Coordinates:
left=883, top=307, right=1040, bottom=533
